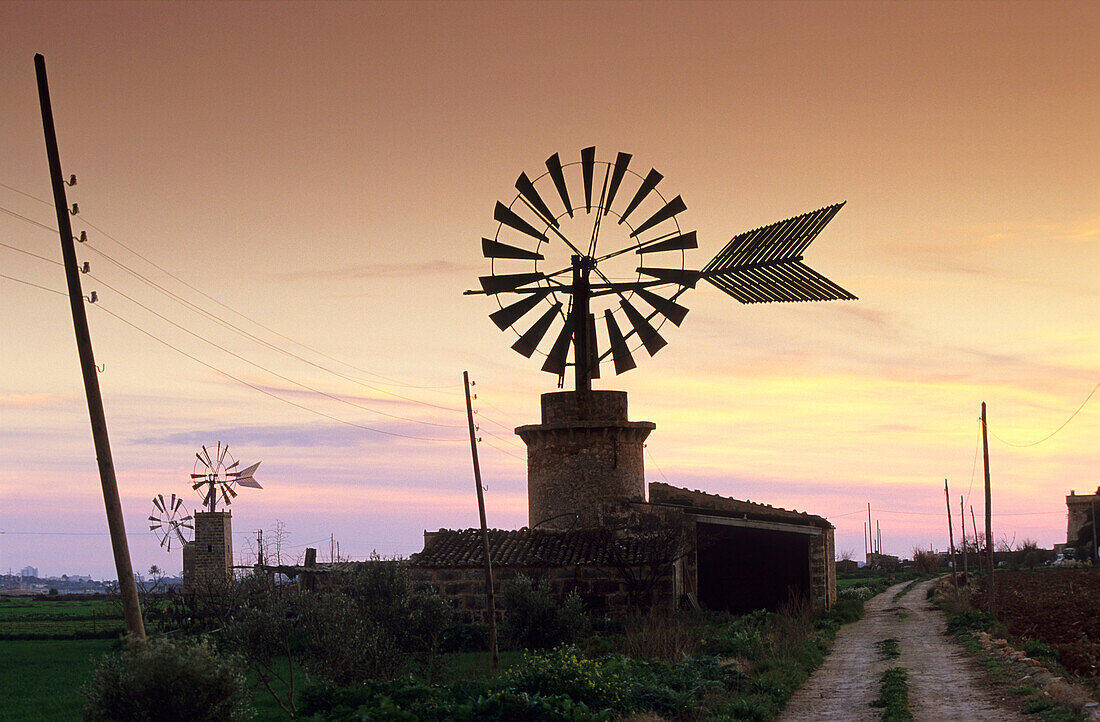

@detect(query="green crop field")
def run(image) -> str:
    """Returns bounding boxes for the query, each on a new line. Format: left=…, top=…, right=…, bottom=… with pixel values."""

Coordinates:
left=0, top=638, right=117, bottom=721
left=0, top=597, right=124, bottom=638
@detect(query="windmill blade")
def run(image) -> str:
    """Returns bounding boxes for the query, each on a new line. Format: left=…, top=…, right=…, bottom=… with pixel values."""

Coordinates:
left=604, top=310, right=637, bottom=375
left=634, top=287, right=690, bottom=326
left=236, top=478, right=263, bottom=489
left=180, top=517, right=194, bottom=526
left=581, top=146, right=595, bottom=212
left=489, top=289, right=552, bottom=330
left=174, top=526, right=187, bottom=544
left=636, top=231, right=698, bottom=255
left=586, top=313, right=600, bottom=380
left=636, top=267, right=701, bottom=288
left=704, top=202, right=845, bottom=273
left=201, top=445, right=213, bottom=468
left=479, top=271, right=546, bottom=295
left=541, top=321, right=573, bottom=376
left=173, top=495, right=183, bottom=513
left=216, top=442, right=222, bottom=467
left=225, top=459, right=239, bottom=471
left=618, top=168, right=663, bottom=226
left=511, top=303, right=562, bottom=358
left=152, top=495, right=165, bottom=514
left=515, top=172, right=558, bottom=227
left=170, top=493, right=177, bottom=511
left=482, top=238, right=544, bottom=261
left=192, top=481, right=206, bottom=491
left=620, top=300, right=668, bottom=356
left=705, top=260, right=857, bottom=303
left=629, top=195, right=687, bottom=238
left=221, top=488, right=232, bottom=506
left=166, top=536, right=172, bottom=552
left=494, top=201, right=548, bottom=242
left=232, top=462, right=261, bottom=479
left=603, top=152, right=631, bottom=216
left=545, top=153, right=573, bottom=218
left=225, top=484, right=238, bottom=498
left=148, top=516, right=162, bottom=524
left=160, top=535, right=169, bottom=549
left=190, top=473, right=206, bottom=479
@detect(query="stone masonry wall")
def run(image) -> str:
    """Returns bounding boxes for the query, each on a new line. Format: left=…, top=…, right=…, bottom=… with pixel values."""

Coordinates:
left=408, top=563, right=676, bottom=624
left=1066, top=489, right=1099, bottom=544
left=517, top=391, right=654, bottom=529
left=183, top=511, right=233, bottom=594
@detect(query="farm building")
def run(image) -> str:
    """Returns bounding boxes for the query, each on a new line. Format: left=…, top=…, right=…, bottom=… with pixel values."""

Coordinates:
left=411, top=390, right=836, bottom=620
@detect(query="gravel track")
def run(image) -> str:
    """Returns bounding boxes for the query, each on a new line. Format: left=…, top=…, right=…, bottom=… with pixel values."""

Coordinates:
left=777, top=578, right=1025, bottom=721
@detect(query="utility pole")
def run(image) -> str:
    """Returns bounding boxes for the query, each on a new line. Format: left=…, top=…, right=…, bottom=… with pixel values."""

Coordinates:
left=959, top=496, right=968, bottom=581
left=867, top=503, right=873, bottom=566
left=463, top=372, right=498, bottom=671
left=876, top=521, right=881, bottom=556
left=863, top=521, right=868, bottom=561
left=1091, top=500, right=1098, bottom=565
left=945, top=479, right=958, bottom=590
left=34, top=54, right=145, bottom=642
left=255, top=529, right=264, bottom=566
left=981, top=402, right=995, bottom=617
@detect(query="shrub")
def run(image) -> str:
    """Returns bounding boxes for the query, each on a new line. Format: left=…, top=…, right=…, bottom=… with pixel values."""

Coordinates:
left=945, top=609, right=995, bottom=636
left=620, top=614, right=701, bottom=660
left=82, top=636, right=253, bottom=721
left=912, top=549, right=940, bottom=574
left=500, top=575, right=589, bottom=649
left=441, top=622, right=488, bottom=653
left=702, top=609, right=769, bottom=660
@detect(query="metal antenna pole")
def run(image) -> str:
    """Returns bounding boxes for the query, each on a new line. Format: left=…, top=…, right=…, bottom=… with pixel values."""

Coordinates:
left=981, top=402, right=995, bottom=617
left=463, top=372, right=498, bottom=671
left=945, top=479, right=958, bottom=590
left=34, top=54, right=145, bottom=642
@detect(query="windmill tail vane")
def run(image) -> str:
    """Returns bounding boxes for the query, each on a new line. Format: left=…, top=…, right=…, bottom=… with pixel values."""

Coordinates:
left=466, top=146, right=857, bottom=390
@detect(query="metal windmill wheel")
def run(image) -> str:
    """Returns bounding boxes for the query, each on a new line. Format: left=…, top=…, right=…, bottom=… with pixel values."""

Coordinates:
left=190, top=442, right=262, bottom=513
left=148, top=493, right=193, bottom=552
left=466, top=146, right=856, bottom=390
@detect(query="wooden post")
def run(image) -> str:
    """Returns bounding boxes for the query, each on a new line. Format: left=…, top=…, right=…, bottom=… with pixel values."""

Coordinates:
left=867, top=503, right=873, bottom=566
left=463, top=372, right=498, bottom=671
left=34, top=54, right=145, bottom=642
left=960, top=496, right=968, bottom=581
left=945, top=479, right=958, bottom=590
left=863, top=521, right=868, bottom=561
left=981, top=402, right=995, bottom=617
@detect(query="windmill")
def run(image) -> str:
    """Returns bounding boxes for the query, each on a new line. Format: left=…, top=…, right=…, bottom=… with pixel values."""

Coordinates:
left=148, top=493, right=193, bottom=553
left=190, top=442, right=262, bottom=513
left=466, top=147, right=856, bottom=389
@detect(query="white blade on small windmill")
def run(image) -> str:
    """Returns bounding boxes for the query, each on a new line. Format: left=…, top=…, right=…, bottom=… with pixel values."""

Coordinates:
left=234, top=461, right=263, bottom=488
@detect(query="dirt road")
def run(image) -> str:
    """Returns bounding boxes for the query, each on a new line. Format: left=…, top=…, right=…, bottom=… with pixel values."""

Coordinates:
left=778, top=578, right=1025, bottom=721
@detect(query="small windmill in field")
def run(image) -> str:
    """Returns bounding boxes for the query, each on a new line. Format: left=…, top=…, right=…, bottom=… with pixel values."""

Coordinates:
left=148, top=493, right=192, bottom=553
left=190, top=442, right=262, bottom=513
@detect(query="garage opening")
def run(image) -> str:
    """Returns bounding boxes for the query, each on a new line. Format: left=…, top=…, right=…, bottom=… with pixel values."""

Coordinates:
left=696, top=522, right=811, bottom=614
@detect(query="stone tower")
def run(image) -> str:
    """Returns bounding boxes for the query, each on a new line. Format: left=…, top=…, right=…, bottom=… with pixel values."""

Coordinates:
left=516, top=390, right=654, bottom=529
left=182, top=510, right=233, bottom=593
left=1066, top=487, right=1100, bottom=545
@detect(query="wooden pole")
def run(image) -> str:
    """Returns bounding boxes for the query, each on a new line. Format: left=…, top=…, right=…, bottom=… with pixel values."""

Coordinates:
left=863, top=521, right=868, bottom=561
left=945, top=479, right=958, bottom=590
left=971, top=505, right=979, bottom=552
left=867, top=503, right=873, bottom=565
left=981, top=402, right=995, bottom=617
left=960, top=496, right=968, bottom=581
left=463, top=372, right=498, bottom=671
left=34, top=54, right=145, bottom=642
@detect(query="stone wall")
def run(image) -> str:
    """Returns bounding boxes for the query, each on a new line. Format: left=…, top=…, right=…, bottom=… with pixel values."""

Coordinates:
left=183, top=511, right=233, bottom=594
left=516, top=391, right=654, bottom=529
left=408, top=562, right=676, bottom=624
left=1066, top=488, right=1099, bottom=544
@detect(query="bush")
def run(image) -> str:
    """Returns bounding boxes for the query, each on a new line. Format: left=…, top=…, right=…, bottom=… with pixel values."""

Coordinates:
left=499, top=575, right=589, bottom=650
left=82, top=636, right=253, bottom=721
left=945, top=609, right=995, bottom=636
left=702, top=609, right=769, bottom=660
left=441, top=622, right=488, bottom=653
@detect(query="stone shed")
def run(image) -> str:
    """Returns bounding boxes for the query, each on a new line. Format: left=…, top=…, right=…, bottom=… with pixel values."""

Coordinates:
left=412, top=481, right=835, bottom=621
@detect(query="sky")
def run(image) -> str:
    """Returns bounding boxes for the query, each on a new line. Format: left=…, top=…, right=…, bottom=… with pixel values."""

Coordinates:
left=1, top=1, right=1096, bottom=580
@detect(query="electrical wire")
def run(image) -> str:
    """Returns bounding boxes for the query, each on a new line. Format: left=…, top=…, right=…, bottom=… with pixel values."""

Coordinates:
left=0, top=187, right=462, bottom=393
left=90, top=300, right=463, bottom=443
left=0, top=272, right=66, bottom=296
left=987, top=379, right=1100, bottom=448
left=85, top=272, right=464, bottom=429
left=0, top=240, right=60, bottom=266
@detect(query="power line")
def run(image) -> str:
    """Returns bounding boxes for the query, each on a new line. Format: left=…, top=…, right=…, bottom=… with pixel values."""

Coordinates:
left=91, top=301, right=463, bottom=443
left=988, top=379, right=1100, bottom=448
left=86, top=272, right=464, bottom=429
left=0, top=240, right=61, bottom=266
left=0, top=272, right=66, bottom=296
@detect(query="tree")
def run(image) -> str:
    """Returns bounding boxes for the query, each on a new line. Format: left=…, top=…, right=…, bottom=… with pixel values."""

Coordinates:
left=603, top=511, right=693, bottom=614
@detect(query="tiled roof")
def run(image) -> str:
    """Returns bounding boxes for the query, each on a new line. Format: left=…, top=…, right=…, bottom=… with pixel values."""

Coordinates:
left=409, top=527, right=678, bottom=568
left=648, top=483, right=832, bottom=528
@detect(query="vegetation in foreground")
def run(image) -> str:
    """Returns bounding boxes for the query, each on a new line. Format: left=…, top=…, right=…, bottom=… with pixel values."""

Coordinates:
left=1, top=566, right=907, bottom=720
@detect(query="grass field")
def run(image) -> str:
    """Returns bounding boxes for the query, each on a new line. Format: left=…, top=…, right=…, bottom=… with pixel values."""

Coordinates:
left=0, top=638, right=116, bottom=721
left=0, top=597, right=124, bottom=637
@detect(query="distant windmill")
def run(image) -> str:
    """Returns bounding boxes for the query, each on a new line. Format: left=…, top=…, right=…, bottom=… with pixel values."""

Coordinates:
left=148, top=493, right=192, bottom=553
left=190, top=442, right=262, bottom=513
left=466, top=146, right=856, bottom=389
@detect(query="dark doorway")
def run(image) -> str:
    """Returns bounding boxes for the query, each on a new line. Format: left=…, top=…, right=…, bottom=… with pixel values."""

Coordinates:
left=696, top=522, right=811, bottom=614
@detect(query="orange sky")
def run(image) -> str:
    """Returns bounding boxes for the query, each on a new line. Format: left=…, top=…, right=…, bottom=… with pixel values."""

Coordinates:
left=1, top=1, right=1097, bottom=578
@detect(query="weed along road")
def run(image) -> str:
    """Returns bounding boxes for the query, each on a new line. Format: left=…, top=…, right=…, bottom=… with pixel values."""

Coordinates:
left=779, top=579, right=1025, bottom=721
